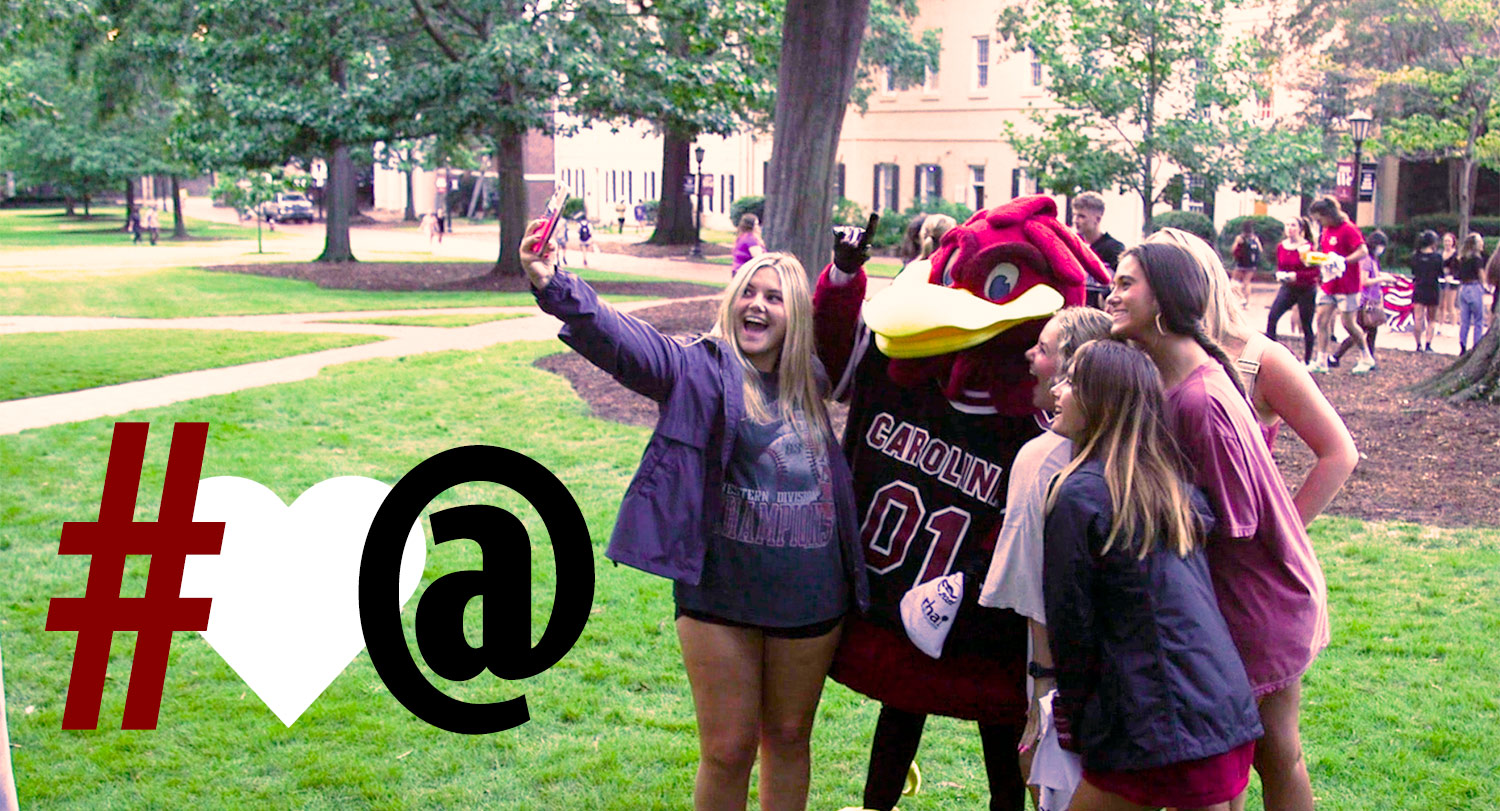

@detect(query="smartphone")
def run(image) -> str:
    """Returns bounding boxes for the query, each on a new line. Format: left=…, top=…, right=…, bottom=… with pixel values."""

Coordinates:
left=859, top=213, right=879, bottom=250
left=535, top=188, right=570, bottom=250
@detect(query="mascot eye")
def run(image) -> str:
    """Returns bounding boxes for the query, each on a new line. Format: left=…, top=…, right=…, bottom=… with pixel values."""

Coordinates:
left=985, top=263, right=1021, bottom=301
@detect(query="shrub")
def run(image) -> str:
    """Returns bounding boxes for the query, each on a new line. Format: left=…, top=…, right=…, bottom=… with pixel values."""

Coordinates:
left=1218, top=215, right=1283, bottom=272
left=561, top=197, right=586, bottom=219
left=1148, top=210, right=1216, bottom=245
left=832, top=197, right=867, bottom=227
left=730, top=195, right=765, bottom=225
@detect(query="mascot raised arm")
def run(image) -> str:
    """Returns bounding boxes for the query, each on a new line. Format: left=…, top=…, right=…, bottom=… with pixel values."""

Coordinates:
left=813, top=195, right=1110, bottom=811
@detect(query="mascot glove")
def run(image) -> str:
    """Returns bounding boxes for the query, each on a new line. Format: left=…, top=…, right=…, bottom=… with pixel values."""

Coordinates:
left=833, top=225, right=871, bottom=273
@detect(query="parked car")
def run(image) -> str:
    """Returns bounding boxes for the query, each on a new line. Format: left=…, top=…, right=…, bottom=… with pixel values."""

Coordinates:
left=259, top=192, right=315, bottom=224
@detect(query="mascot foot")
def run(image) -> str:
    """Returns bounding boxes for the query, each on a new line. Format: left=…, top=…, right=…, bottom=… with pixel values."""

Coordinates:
left=904, top=760, right=922, bottom=796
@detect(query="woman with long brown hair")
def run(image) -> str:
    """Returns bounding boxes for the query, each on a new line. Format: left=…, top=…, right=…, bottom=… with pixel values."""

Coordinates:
left=1105, top=241, right=1328, bottom=811
left=1043, top=339, right=1261, bottom=810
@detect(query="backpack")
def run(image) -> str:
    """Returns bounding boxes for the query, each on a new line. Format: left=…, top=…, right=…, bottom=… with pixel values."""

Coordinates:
left=1235, top=235, right=1261, bottom=267
left=579, top=221, right=592, bottom=241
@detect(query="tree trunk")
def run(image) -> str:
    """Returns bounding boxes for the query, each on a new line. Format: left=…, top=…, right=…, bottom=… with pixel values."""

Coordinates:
left=170, top=175, right=186, bottom=238
left=315, top=142, right=357, bottom=262
left=64, top=195, right=76, bottom=216
left=490, top=124, right=527, bottom=277
left=1411, top=317, right=1500, bottom=404
left=1458, top=155, right=1476, bottom=240
left=404, top=162, right=417, bottom=221
left=648, top=127, right=697, bottom=245
left=763, top=0, right=872, bottom=282
left=123, top=180, right=135, bottom=230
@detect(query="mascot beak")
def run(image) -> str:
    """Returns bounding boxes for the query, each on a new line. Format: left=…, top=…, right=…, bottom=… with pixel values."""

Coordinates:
left=863, top=279, right=1063, bottom=359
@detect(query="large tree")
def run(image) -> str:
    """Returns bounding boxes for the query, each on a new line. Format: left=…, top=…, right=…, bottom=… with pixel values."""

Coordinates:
left=998, top=0, right=1278, bottom=233
left=405, top=0, right=610, bottom=277
left=187, top=0, right=420, bottom=262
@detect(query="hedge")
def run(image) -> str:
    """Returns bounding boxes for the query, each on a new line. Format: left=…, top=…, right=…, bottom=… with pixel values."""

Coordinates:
left=729, top=195, right=765, bottom=225
left=1148, top=210, right=1216, bottom=245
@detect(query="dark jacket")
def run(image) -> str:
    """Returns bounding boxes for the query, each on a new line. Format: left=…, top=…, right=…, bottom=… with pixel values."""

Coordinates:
left=1043, top=459, right=1262, bottom=772
left=534, top=270, right=870, bottom=614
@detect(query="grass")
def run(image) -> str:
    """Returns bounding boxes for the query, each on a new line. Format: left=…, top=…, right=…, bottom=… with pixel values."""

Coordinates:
left=0, top=266, right=715, bottom=318
left=0, top=206, right=269, bottom=247
left=316, top=313, right=528, bottom=328
left=0, top=342, right=1495, bottom=807
left=0, top=330, right=384, bottom=401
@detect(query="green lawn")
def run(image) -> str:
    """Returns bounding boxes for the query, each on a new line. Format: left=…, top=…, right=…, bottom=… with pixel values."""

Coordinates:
left=0, top=266, right=715, bottom=318
left=0, top=329, right=384, bottom=401
left=316, top=313, right=528, bottom=328
left=0, top=341, right=1495, bottom=807
left=0, top=206, right=269, bottom=247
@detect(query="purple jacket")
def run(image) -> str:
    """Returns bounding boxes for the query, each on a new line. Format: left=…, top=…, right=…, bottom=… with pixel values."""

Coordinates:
left=534, top=271, right=870, bottom=613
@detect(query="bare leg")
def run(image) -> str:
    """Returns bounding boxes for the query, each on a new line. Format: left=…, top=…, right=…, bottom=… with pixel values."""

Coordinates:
left=758, top=625, right=842, bottom=811
left=1253, top=681, right=1314, bottom=811
left=1340, top=309, right=1370, bottom=363
left=679, top=617, right=763, bottom=811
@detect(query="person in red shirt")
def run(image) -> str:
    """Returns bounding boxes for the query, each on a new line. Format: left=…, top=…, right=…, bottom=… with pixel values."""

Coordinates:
left=1307, top=196, right=1373, bottom=374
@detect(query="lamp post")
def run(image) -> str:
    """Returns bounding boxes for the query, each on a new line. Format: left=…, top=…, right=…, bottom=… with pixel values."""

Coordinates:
left=1346, top=111, right=1373, bottom=223
left=690, top=145, right=706, bottom=259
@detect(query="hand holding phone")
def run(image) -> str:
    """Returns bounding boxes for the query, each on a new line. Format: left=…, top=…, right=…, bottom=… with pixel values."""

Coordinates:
left=534, top=188, right=570, bottom=251
left=832, top=212, right=879, bottom=273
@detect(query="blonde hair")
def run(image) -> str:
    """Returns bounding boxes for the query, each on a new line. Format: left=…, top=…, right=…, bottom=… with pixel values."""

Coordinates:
left=710, top=252, right=831, bottom=444
left=918, top=214, right=956, bottom=260
left=1051, top=306, right=1114, bottom=368
left=1145, top=227, right=1254, bottom=346
left=1046, top=340, right=1199, bottom=559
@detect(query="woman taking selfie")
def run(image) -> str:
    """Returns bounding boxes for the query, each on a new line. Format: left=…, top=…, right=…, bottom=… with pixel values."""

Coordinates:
left=520, top=223, right=868, bottom=811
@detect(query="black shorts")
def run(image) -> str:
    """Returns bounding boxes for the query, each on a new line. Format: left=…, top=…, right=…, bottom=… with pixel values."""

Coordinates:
left=674, top=606, right=844, bottom=639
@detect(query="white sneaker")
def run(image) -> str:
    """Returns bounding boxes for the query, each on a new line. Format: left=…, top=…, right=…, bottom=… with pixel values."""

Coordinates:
left=1307, top=359, right=1328, bottom=374
left=1351, top=357, right=1376, bottom=374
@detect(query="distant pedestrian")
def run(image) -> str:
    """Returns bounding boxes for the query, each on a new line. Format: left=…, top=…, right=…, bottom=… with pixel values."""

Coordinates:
left=1440, top=231, right=1459, bottom=325
left=144, top=206, right=159, bottom=245
left=615, top=200, right=627, bottom=233
left=577, top=216, right=593, bottom=267
left=435, top=210, right=447, bottom=241
left=1331, top=230, right=1394, bottom=370
left=633, top=201, right=647, bottom=232
left=1266, top=217, right=1317, bottom=363
left=420, top=212, right=439, bottom=247
left=730, top=213, right=765, bottom=277
left=556, top=218, right=571, bottom=266
left=1454, top=233, right=1488, bottom=354
left=899, top=214, right=927, bottom=265
left=1408, top=230, right=1443, bottom=352
left=128, top=205, right=142, bottom=243
left=1230, top=220, right=1262, bottom=309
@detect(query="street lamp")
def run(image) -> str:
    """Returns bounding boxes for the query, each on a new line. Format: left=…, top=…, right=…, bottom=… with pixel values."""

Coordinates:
left=1346, top=111, right=1373, bottom=222
left=689, top=145, right=706, bottom=259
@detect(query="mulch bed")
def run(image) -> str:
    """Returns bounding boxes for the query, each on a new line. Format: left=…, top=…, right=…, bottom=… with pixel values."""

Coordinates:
left=207, top=262, right=716, bottom=298
left=536, top=298, right=1500, bottom=530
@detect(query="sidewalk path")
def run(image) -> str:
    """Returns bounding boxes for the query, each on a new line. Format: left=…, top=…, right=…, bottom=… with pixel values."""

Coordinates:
left=0, top=297, right=714, bottom=436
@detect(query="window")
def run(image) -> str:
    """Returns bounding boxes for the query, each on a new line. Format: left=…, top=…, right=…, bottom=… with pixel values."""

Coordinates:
left=874, top=163, right=900, bottom=212
left=968, top=165, right=985, bottom=210
left=627, top=171, right=633, bottom=205
left=885, top=66, right=898, bottom=93
left=721, top=174, right=733, bottom=213
left=1010, top=168, right=1037, bottom=198
left=923, top=66, right=940, bottom=93
left=834, top=163, right=846, bottom=201
left=915, top=164, right=943, bottom=206
left=1183, top=172, right=1208, bottom=213
left=646, top=171, right=656, bottom=201
left=973, top=37, right=990, bottom=89
left=1258, top=89, right=1274, bottom=120
left=1030, top=49, right=1043, bottom=86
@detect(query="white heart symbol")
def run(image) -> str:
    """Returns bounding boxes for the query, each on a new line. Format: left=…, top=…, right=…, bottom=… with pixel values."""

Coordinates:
left=182, top=476, right=426, bottom=726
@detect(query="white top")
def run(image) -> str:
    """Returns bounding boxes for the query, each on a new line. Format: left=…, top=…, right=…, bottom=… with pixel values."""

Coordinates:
left=978, top=430, right=1072, bottom=622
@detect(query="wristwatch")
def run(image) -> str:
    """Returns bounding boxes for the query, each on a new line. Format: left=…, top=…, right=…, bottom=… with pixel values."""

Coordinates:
left=1028, top=662, right=1057, bottom=679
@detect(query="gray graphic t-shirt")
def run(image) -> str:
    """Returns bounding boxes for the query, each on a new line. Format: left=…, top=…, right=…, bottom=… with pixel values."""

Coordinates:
left=674, top=376, right=847, bottom=627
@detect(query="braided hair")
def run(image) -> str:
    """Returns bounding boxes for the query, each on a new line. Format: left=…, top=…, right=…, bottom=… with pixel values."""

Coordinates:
left=1122, top=242, right=1248, bottom=400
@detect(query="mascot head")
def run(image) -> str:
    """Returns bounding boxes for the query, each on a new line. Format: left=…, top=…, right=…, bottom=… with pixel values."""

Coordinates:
left=862, top=195, right=1111, bottom=416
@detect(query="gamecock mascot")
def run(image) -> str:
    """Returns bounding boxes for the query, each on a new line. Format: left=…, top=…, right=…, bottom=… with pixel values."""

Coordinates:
left=813, top=195, right=1110, bottom=810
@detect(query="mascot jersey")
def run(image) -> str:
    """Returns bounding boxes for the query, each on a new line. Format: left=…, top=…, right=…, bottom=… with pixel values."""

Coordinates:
left=814, top=195, right=1111, bottom=723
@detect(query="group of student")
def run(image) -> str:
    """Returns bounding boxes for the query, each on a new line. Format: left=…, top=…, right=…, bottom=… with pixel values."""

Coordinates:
left=517, top=196, right=1358, bottom=809
left=1265, top=199, right=1499, bottom=365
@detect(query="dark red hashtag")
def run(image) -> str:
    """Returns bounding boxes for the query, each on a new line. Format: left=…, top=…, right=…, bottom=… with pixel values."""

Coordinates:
left=46, top=422, right=224, bottom=730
